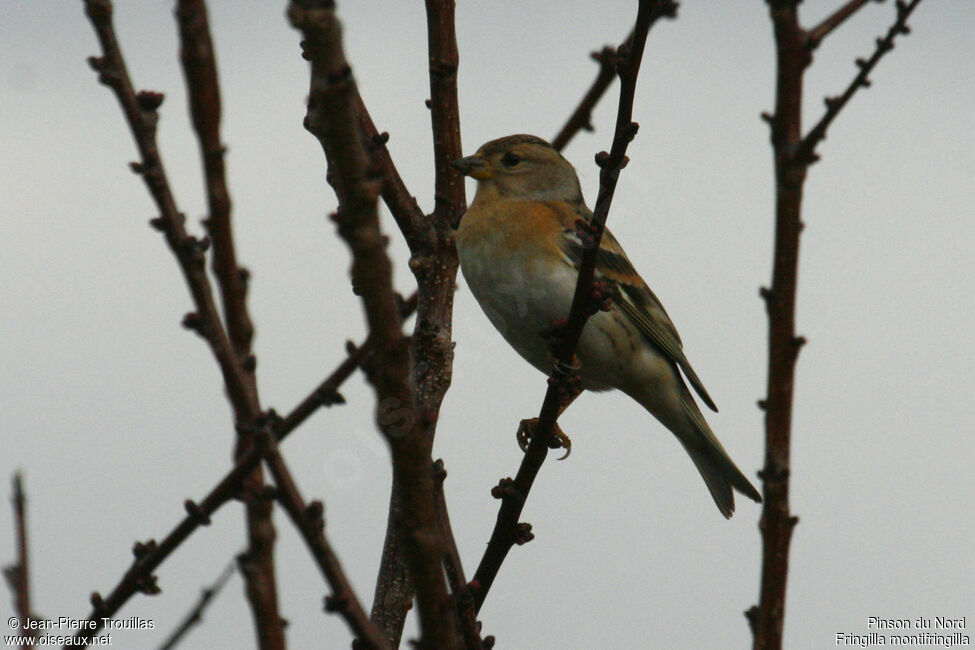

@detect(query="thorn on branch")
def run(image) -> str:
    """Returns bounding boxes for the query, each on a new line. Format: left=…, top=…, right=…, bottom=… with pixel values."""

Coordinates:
left=304, top=500, right=325, bottom=533
left=621, top=121, right=639, bottom=143
left=539, top=318, right=569, bottom=349
left=237, top=266, right=250, bottom=288
left=148, top=216, right=166, bottom=232
left=132, top=539, right=158, bottom=559
left=432, top=458, right=447, bottom=483
left=181, top=311, right=204, bottom=334
left=514, top=523, right=534, bottom=546
left=490, top=478, right=522, bottom=502
left=758, top=465, right=790, bottom=483
left=136, top=90, right=164, bottom=112
left=371, top=131, right=390, bottom=147
left=184, top=499, right=211, bottom=526
left=589, top=280, right=618, bottom=313
left=757, top=399, right=767, bottom=411
left=424, top=99, right=432, bottom=109
left=129, top=161, right=145, bottom=175
left=745, top=606, right=760, bottom=634
left=87, top=56, right=108, bottom=72
left=323, top=591, right=349, bottom=613
left=135, top=573, right=161, bottom=595
left=573, top=218, right=600, bottom=250
left=759, top=286, right=773, bottom=303
left=90, top=592, right=107, bottom=616
left=316, top=385, right=346, bottom=407
left=325, top=64, right=352, bottom=85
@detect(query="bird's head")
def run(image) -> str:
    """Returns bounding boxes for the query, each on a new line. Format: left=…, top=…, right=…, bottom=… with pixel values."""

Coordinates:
left=452, top=134, right=584, bottom=203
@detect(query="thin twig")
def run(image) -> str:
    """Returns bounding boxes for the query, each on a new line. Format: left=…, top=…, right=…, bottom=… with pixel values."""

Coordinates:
left=551, top=38, right=627, bottom=151
left=806, top=0, right=876, bottom=50
left=750, top=2, right=923, bottom=648
left=175, top=0, right=253, bottom=356
left=367, top=0, right=469, bottom=646
left=79, top=1, right=281, bottom=646
left=798, top=0, right=923, bottom=164
left=472, top=0, right=678, bottom=614
left=4, top=473, right=36, bottom=642
left=155, top=559, right=237, bottom=650
left=64, top=296, right=415, bottom=649
left=261, top=433, right=389, bottom=650
left=432, top=460, right=481, bottom=649
left=287, top=3, right=458, bottom=647
left=356, top=101, right=433, bottom=253
left=749, top=4, right=807, bottom=645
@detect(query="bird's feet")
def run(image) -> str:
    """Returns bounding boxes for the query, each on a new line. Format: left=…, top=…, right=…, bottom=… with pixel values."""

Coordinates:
left=516, top=417, right=572, bottom=460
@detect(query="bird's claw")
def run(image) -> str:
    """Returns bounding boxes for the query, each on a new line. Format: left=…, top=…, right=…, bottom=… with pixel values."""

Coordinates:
left=516, top=418, right=572, bottom=460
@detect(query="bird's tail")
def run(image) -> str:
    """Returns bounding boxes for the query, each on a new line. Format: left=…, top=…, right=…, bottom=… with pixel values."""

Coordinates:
left=634, top=377, right=762, bottom=518
left=676, top=397, right=762, bottom=518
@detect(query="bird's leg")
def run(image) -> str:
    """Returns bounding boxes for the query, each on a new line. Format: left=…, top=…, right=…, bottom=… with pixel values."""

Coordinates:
left=517, top=383, right=581, bottom=460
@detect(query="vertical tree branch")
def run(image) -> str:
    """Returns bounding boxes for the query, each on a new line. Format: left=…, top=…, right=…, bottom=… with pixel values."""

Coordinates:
left=173, top=3, right=284, bottom=643
left=4, top=473, right=36, bottom=644
left=287, top=2, right=459, bottom=647
left=750, top=5, right=806, bottom=649
left=472, top=0, right=677, bottom=613
left=367, top=0, right=468, bottom=645
left=175, top=0, right=253, bottom=356
left=80, top=2, right=282, bottom=646
left=750, top=2, right=922, bottom=647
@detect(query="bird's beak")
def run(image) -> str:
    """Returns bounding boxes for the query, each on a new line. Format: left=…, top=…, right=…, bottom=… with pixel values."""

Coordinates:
left=451, top=155, right=491, bottom=180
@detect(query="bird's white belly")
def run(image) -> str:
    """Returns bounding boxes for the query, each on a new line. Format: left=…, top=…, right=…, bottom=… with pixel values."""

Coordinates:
left=458, top=244, right=642, bottom=392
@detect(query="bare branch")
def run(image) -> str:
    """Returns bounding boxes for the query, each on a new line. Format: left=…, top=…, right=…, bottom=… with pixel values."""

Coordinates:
left=175, top=0, right=254, bottom=356
left=751, top=2, right=811, bottom=645
left=155, top=559, right=236, bottom=650
left=261, top=434, right=388, bottom=650
left=287, top=3, right=458, bottom=647
left=806, top=0, right=877, bottom=50
left=752, top=1, right=923, bottom=647
left=4, top=473, right=37, bottom=642
left=551, top=40, right=625, bottom=151
left=66, top=418, right=275, bottom=649
left=63, top=294, right=414, bottom=649
left=472, top=0, right=678, bottom=614
left=80, top=1, right=281, bottom=645
left=368, top=0, right=469, bottom=645
left=356, top=103, right=433, bottom=253
left=798, top=0, right=923, bottom=164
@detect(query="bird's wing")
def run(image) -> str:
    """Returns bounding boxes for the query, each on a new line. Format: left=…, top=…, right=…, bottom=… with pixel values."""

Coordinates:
left=554, top=206, right=718, bottom=412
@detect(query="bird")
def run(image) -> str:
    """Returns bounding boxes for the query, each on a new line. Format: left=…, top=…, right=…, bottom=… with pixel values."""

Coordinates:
left=451, top=134, right=762, bottom=518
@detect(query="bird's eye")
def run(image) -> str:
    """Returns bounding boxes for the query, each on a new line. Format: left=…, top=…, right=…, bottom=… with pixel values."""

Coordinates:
left=501, top=152, right=521, bottom=167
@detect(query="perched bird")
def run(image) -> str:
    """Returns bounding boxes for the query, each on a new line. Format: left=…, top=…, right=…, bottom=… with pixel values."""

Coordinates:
left=452, top=134, right=762, bottom=518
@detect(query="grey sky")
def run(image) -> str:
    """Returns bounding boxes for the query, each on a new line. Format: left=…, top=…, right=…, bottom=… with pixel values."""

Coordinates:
left=2, top=1, right=973, bottom=648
